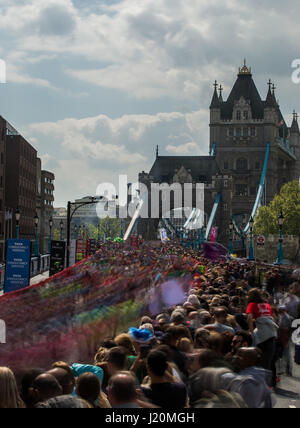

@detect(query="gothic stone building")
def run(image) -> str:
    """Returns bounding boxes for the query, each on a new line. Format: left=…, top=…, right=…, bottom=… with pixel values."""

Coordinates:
left=137, top=63, right=300, bottom=245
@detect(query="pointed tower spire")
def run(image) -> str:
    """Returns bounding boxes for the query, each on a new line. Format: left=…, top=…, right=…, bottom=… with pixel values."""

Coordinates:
left=291, top=110, right=300, bottom=134
left=219, top=85, right=223, bottom=102
left=265, top=79, right=277, bottom=108
left=210, top=80, right=220, bottom=109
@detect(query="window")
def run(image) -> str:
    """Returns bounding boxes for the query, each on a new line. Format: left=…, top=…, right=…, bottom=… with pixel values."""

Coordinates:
left=223, top=203, right=228, bottom=211
left=224, top=180, right=228, bottom=188
left=229, top=128, right=234, bottom=137
left=243, top=111, right=249, bottom=120
left=235, top=184, right=248, bottom=196
left=236, top=111, right=241, bottom=120
left=243, top=128, right=249, bottom=137
left=255, top=162, right=260, bottom=170
left=236, top=158, right=248, bottom=170
left=224, top=161, right=229, bottom=170
left=236, top=128, right=242, bottom=137
left=250, top=127, right=256, bottom=137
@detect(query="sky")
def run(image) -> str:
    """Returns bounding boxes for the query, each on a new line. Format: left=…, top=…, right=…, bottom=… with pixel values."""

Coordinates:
left=1, top=0, right=300, bottom=206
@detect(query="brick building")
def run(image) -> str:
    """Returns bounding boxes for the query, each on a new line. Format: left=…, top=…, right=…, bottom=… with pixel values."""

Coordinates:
left=5, top=134, right=37, bottom=243
left=40, top=170, right=55, bottom=253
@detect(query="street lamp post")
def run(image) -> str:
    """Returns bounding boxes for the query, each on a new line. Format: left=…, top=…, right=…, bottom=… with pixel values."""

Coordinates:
left=248, top=216, right=255, bottom=261
left=15, top=207, right=20, bottom=239
left=34, top=213, right=39, bottom=258
left=228, top=219, right=234, bottom=256
left=60, top=220, right=64, bottom=241
left=276, top=210, right=285, bottom=265
left=48, top=217, right=53, bottom=253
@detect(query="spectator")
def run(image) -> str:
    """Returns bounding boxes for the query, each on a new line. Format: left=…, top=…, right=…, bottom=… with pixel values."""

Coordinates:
left=246, top=288, right=278, bottom=385
left=76, top=373, right=101, bottom=408
left=32, top=374, right=62, bottom=406
left=107, top=372, right=140, bottom=408
left=188, top=367, right=247, bottom=408
left=205, top=308, right=235, bottom=335
left=222, top=347, right=273, bottom=408
left=49, top=364, right=75, bottom=395
left=20, top=369, right=43, bottom=408
left=0, top=367, right=25, bottom=409
left=141, top=351, right=188, bottom=408
left=36, top=395, right=89, bottom=408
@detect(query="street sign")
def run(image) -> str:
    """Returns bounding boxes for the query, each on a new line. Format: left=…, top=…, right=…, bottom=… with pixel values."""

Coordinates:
left=4, top=239, right=32, bottom=293
left=257, top=236, right=265, bottom=246
left=50, top=241, right=66, bottom=276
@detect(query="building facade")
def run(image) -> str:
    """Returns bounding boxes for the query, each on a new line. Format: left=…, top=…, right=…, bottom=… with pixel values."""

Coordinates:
left=0, top=117, right=7, bottom=260
left=5, top=134, right=37, bottom=243
left=210, top=62, right=300, bottom=229
left=40, top=170, right=55, bottom=253
left=137, top=63, right=300, bottom=245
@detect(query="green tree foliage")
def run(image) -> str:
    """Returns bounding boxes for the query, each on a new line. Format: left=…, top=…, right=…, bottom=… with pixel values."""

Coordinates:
left=98, top=217, right=121, bottom=239
left=79, top=218, right=121, bottom=240
left=254, top=181, right=300, bottom=237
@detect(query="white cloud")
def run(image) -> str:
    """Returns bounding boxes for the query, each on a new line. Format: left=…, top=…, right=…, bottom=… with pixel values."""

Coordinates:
left=1, top=0, right=299, bottom=99
left=166, top=142, right=200, bottom=155
left=24, top=108, right=210, bottom=205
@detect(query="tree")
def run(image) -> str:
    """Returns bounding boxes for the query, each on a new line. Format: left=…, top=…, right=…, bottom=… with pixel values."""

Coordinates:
left=254, top=181, right=300, bottom=237
left=98, top=217, right=121, bottom=239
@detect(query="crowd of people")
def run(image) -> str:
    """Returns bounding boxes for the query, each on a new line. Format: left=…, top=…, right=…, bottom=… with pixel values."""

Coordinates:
left=0, top=241, right=299, bottom=409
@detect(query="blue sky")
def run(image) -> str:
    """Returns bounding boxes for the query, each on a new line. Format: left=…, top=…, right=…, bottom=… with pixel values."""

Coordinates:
left=1, top=0, right=300, bottom=206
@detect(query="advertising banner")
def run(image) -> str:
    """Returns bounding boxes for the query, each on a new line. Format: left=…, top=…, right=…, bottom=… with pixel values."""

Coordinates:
left=49, top=241, right=66, bottom=276
left=76, top=239, right=88, bottom=262
left=4, top=239, right=31, bottom=293
left=89, top=239, right=97, bottom=255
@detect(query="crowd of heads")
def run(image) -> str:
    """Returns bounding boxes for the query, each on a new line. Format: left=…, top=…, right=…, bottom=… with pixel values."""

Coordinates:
left=0, top=242, right=299, bottom=409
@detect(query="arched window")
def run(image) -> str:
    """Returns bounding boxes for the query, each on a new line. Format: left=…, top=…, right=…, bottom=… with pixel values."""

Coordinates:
left=236, top=111, right=241, bottom=120
left=236, top=158, right=248, bottom=170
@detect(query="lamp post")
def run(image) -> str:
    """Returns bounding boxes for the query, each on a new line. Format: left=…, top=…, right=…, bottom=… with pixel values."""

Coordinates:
left=248, top=216, right=255, bottom=261
left=60, top=220, right=64, bottom=241
left=276, top=210, right=284, bottom=265
left=228, top=219, right=234, bottom=256
left=48, top=217, right=53, bottom=253
left=34, top=213, right=39, bottom=257
left=15, top=207, right=20, bottom=239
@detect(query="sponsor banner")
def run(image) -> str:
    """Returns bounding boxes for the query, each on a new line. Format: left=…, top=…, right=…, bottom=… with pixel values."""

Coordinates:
left=76, top=239, right=88, bottom=261
left=4, top=239, right=31, bottom=293
left=49, top=241, right=66, bottom=276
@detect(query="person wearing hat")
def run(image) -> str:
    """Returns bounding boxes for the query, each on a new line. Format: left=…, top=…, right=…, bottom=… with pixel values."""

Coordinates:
left=128, top=327, right=153, bottom=384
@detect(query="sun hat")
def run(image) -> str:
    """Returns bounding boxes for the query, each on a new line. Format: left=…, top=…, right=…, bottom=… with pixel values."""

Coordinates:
left=128, top=327, right=153, bottom=343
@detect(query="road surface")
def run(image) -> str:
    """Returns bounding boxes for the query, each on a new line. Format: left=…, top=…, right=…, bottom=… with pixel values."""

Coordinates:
left=275, top=349, right=300, bottom=408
